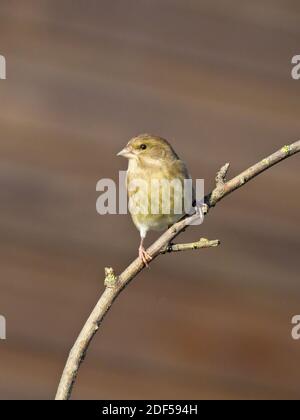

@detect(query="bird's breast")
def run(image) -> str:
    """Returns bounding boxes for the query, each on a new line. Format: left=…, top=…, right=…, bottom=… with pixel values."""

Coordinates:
left=126, top=159, right=191, bottom=232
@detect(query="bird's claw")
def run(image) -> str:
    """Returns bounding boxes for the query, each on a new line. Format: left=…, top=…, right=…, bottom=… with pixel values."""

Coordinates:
left=139, top=246, right=152, bottom=267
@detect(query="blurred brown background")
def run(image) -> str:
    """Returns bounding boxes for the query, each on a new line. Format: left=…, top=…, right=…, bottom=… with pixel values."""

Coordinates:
left=0, top=0, right=299, bottom=400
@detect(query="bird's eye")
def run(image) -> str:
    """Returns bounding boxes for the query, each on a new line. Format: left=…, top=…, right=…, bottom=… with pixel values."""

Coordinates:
left=140, top=144, right=147, bottom=150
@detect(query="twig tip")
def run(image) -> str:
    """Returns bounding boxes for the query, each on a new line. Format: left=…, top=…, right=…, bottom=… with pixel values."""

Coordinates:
left=104, top=267, right=118, bottom=288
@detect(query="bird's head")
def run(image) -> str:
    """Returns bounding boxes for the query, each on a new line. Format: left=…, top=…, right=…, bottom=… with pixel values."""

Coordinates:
left=117, top=134, right=178, bottom=164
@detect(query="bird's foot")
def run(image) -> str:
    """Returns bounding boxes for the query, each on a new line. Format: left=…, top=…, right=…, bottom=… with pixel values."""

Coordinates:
left=139, top=246, right=152, bottom=267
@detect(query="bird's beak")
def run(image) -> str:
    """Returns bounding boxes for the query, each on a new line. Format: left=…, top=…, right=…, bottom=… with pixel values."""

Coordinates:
left=117, top=146, right=134, bottom=159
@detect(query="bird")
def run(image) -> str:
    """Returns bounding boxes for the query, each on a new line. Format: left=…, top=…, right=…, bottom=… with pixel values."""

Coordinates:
left=117, top=134, right=195, bottom=266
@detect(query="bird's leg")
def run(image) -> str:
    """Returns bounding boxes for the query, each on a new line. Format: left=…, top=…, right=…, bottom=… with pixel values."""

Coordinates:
left=191, top=201, right=206, bottom=225
left=138, top=237, right=152, bottom=267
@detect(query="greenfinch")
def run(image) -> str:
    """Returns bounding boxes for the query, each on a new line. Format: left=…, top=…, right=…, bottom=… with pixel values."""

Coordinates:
left=117, top=134, right=194, bottom=266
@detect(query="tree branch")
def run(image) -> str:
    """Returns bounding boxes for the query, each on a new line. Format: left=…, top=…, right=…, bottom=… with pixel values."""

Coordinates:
left=160, top=237, right=220, bottom=254
left=55, top=140, right=300, bottom=400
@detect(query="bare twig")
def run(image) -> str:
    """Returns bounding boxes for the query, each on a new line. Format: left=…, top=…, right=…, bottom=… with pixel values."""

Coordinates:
left=215, top=162, right=230, bottom=188
left=55, top=140, right=300, bottom=400
left=160, top=238, right=220, bottom=253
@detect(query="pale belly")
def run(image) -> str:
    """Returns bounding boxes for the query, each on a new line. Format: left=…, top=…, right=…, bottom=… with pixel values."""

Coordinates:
left=131, top=211, right=183, bottom=233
